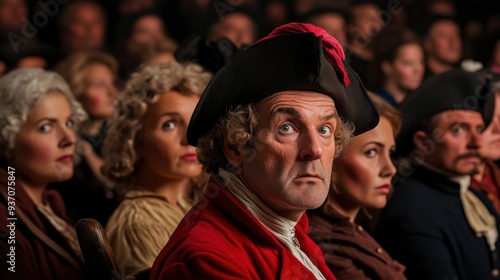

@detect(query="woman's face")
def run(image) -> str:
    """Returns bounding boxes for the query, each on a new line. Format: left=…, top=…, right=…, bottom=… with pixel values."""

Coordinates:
left=480, top=94, right=500, bottom=161
left=139, top=91, right=202, bottom=181
left=385, top=43, right=425, bottom=91
left=333, top=117, right=397, bottom=209
left=8, top=92, right=76, bottom=185
left=82, top=63, right=116, bottom=119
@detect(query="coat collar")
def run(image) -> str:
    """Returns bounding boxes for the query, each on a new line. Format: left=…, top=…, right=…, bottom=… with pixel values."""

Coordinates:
left=409, top=166, right=462, bottom=195
left=204, top=175, right=336, bottom=279
left=207, top=175, right=310, bottom=243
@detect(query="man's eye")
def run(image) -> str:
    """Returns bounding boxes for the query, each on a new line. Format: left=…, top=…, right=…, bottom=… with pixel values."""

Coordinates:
left=279, top=124, right=294, bottom=133
left=318, top=126, right=332, bottom=136
left=66, top=120, right=75, bottom=128
left=451, top=126, right=463, bottom=134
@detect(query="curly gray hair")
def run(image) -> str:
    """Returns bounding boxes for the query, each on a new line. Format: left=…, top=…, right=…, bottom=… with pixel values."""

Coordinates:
left=0, top=68, right=87, bottom=160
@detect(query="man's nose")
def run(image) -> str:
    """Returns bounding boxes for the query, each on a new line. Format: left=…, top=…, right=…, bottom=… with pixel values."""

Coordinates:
left=299, top=130, right=323, bottom=161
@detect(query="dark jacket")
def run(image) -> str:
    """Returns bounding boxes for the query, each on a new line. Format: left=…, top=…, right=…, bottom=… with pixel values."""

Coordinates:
left=375, top=166, right=500, bottom=280
left=308, top=207, right=406, bottom=280
left=0, top=168, right=85, bottom=280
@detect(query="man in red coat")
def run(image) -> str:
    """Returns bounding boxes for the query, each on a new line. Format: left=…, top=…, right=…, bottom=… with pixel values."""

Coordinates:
left=150, top=23, right=379, bottom=279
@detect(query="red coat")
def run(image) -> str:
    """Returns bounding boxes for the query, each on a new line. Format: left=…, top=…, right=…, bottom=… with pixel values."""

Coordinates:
left=151, top=176, right=337, bottom=279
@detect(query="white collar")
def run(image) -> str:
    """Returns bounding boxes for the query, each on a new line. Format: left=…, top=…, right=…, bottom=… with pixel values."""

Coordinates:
left=218, top=168, right=326, bottom=280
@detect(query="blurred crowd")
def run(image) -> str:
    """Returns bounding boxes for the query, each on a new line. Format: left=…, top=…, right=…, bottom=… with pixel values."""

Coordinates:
left=1, top=0, right=500, bottom=279
left=0, top=0, right=499, bottom=85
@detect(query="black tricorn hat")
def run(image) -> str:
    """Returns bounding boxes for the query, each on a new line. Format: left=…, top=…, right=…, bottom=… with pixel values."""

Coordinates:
left=186, top=23, right=379, bottom=146
left=396, top=69, right=495, bottom=156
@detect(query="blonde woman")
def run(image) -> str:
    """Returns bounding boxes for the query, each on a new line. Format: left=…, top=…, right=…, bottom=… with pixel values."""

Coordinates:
left=101, top=61, right=211, bottom=275
left=51, top=50, right=119, bottom=225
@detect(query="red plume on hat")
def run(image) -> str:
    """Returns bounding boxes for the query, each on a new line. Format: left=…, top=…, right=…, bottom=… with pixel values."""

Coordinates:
left=258, top=22, right=351, bottom=87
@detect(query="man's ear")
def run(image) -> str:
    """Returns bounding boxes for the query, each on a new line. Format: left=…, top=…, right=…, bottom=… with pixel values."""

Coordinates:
left=221, top=138, right=243, bottom=170
left=413, top=130, right=433, bottom=155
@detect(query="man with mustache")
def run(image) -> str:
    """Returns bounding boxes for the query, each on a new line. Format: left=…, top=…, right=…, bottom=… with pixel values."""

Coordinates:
left=150, top=23, right=379, bottom=279
left=375, top=69, right=499, bottom=280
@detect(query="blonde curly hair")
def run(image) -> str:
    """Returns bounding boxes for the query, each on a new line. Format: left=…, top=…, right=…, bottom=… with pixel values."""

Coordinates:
left=0, top=68, right=87, bottom=161
left=53, top=50, right=118, bottom=98
left=197, top=102, right=355, bottom=174
left=101, top=61, right=212, bottom=188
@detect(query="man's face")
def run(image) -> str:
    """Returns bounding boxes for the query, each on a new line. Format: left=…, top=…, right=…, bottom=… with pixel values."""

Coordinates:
left=309, top=13, right=347, bottom=47
left=234, top=91, right=338, bottom=221
left=64, top=4, right=105, bottom=51
left=0, top=0, right=27, bottom=32
left=421, top=110, right=484, bottom=175
left=209, top=13, right=256, bottom=48
left=350, top=4, right=384, bottom=38
left=426, top=21, right=462, bottom=65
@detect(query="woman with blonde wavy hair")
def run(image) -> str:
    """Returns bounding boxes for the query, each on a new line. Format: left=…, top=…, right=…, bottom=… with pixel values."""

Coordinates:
left=101, top=61, right=211, bottom=275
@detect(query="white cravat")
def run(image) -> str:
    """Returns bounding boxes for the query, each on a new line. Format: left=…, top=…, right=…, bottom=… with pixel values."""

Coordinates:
left=423, top=163, right=497, bottom=251
left=218, top=168, right=326, bottom=280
